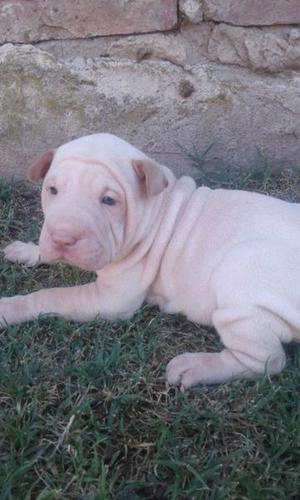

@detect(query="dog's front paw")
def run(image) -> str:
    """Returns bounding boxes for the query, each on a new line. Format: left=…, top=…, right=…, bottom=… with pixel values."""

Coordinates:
left=3, top=241, right=40, bottom=267
left=166, top=353, right=207, bottom=391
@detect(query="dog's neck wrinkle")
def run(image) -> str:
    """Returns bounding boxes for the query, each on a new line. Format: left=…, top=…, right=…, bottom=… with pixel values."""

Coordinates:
left=96, top=177, right=196, bottom=287
left=140, top=176, right=197, bottom=285
left=111, top=192, right=167, bottom=266
left=111, top=176, right=196, bottom=284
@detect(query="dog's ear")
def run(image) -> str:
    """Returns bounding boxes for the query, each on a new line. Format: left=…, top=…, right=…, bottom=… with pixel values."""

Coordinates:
left=132, top=158, right=169, bottom=197
left=27, top=150, right=55, bottom=182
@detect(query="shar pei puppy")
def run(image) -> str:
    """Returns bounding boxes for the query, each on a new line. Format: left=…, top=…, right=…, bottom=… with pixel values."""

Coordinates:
left=1, top=134, right=299, bottom=389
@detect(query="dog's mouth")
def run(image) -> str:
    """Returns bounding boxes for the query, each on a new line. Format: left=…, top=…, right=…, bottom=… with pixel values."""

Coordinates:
left=39, top=222, right=113, bottom=272
left=40, top=238, right=108, bottom=272
left=59, top=250, right=103, bottom=272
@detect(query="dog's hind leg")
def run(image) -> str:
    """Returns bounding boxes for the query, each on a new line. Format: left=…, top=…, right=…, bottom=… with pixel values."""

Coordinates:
left=166, top=306, right=287, bottom=390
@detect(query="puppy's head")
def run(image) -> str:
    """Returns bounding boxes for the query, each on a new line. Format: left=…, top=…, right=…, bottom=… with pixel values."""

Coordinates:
left=28, top=134, right=172, bottom=271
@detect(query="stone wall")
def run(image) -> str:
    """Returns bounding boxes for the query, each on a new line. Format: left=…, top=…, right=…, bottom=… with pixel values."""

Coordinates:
left=1, top=0, right=300, bottom=178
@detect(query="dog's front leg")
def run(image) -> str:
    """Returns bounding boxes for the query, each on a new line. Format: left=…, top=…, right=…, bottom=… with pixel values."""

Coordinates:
left=0, top=282, right=120, bottom=327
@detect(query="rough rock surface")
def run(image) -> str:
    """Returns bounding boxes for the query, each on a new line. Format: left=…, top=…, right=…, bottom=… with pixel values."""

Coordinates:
left=40, top=26, right=213, bottom=68
left=44, top=20, right=300, bottom=76
left=1, top=1, right=300, bottom=180
left=0, top=0, right=178, bottom=43
left=1, top=44, right=300, bottom=180
left=208, top=24, right=300, bottom=72
left=179, top=0, right=203, bottom=23
left=203, top=0, right=300, bottom=26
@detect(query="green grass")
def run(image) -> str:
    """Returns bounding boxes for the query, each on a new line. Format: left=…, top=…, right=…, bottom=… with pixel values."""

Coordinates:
left=1, top=161, right=300, bottom=499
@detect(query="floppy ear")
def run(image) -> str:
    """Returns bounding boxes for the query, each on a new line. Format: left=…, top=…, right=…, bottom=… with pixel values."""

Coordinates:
left=132, top=158, right=169, bottom=197
left=27, top=150, right=55, bottom=182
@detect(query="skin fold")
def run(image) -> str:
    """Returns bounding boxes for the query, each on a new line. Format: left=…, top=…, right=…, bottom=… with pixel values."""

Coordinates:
left=1, top=133, right=300, bottom=390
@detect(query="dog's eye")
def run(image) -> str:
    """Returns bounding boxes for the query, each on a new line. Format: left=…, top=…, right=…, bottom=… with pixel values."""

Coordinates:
left=49, top=186, right=58, bottom=195
left=101, top=196, right=116, bottom=206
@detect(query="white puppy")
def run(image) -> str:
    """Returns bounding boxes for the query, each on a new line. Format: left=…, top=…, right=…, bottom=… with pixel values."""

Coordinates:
left=1, top=134, right=300, bottom=389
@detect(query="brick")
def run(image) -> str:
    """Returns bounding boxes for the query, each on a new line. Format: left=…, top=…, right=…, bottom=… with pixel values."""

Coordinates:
left=0, top=0, right=178, bottom=43
left=203, top=0, right=300, bottom=26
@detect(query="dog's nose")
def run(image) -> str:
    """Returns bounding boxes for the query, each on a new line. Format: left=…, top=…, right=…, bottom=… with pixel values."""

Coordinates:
left=51, top=231, right=78, bottom=249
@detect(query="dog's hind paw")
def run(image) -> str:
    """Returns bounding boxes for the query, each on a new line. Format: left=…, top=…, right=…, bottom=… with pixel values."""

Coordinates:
left=166, top=351, right=235, bottom=390
left=166, top=352, right=205, bottom=391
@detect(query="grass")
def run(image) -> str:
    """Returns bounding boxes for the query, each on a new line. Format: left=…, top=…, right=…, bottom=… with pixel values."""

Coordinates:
left=1, top=157, right=300, bottom=499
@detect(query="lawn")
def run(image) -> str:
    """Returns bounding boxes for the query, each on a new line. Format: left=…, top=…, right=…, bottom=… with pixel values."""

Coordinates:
left=0, top=156, right=300, bottom=499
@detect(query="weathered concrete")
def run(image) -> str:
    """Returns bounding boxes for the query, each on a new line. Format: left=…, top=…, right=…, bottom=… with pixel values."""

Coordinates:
left=1, top=44, right=300, bottom=180
left=203, top=0, right=300, bottom=26
left=0, top=0, right=178, bottom=43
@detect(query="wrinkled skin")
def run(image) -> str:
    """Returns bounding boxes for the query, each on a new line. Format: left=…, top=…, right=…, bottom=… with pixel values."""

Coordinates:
left=39, top=160, right=126, bottom=271
left=1, top=133, right=300, bottom=390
